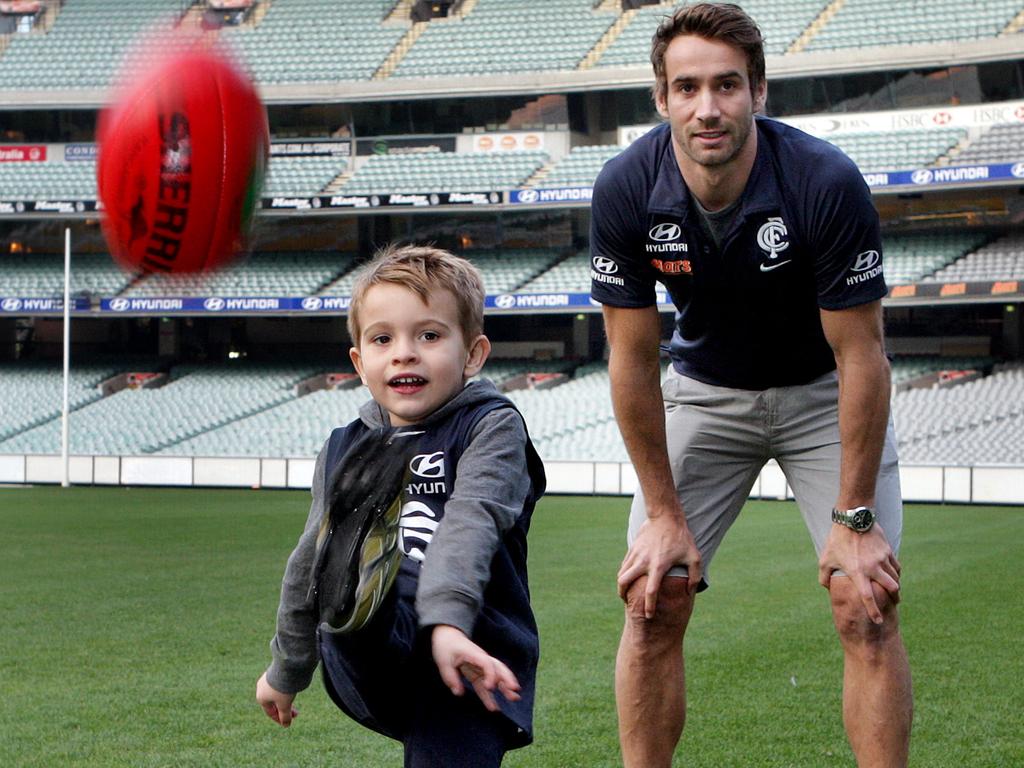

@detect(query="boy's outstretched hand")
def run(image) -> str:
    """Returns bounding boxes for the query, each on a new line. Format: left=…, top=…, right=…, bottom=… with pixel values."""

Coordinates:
left=431, top=624, right=521, bottom=712
left=256, top=671, right=299, bottom=727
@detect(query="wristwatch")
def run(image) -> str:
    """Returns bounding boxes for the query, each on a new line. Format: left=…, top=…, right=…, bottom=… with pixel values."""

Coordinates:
left=831, top=506, right=875, bottom=533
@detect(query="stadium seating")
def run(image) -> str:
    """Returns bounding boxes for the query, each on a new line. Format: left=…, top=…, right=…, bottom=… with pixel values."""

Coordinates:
left=882, top=232, right=989, bottom=285
left=539, top=145, right=622, bottom=188
left=340, top=151, right=549, bottom=194
left=804, top=0, right=1024, bottom=52
left=597, top=0, right=826, bottom=67
left=954, top=123, right=1024, bottom=165
left=518, top=250, right=591, bottom=294
left=264, top=155, right=349, bottom=197
left=0, top=0, right=173, bottom=90
left=893, top=363, right=1024, bottom=464
left=0, top=159, right=96, bottom=200
left=0, top=362, right=315, bottom=455
left=923, top=232, right=1024, bottom=282
left=121, top=252, right=354, bottom=297
left=392, top=0, right=617, bottom=78
left=0, top=252, right=134, bottom=297
left=0, top=361, right=118, bottom=442
left=822, top=129, right=966, bottom=172
left=211, top=0, right=406, bottom=84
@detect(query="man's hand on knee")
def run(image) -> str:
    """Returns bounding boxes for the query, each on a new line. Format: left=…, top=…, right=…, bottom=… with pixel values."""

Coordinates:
left=818, top=524, right=901, bottom=624
left=618, top=515, right=702, bottom=619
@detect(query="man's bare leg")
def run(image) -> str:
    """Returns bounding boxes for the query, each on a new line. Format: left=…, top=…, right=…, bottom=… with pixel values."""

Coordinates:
left=830, top=576, right=913, bottom=768
left=616, top=576, right=694, bottom=768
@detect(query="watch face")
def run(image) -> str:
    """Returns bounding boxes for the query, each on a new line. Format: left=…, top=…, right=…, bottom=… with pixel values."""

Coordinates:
left=851, top=507, right=874, bottom=531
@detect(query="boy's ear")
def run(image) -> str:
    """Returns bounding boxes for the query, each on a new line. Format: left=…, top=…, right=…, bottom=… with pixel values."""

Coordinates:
left=349, top=346, right=367, bottom=384
left=463, top=334, right=491, bottom=379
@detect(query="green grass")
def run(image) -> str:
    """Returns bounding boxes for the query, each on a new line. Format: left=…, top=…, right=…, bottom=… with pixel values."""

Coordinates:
left=1, top=487, right=1021, bottom=767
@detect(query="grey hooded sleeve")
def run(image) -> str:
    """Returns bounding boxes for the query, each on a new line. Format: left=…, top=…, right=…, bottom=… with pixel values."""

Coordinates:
left=265, top=442, right=327, bottom=694
left=414, top=407, right=532, bottom=635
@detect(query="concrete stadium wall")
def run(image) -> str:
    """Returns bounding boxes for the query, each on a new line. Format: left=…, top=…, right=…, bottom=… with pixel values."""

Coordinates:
left=1, top=454, right=1023, bottom=505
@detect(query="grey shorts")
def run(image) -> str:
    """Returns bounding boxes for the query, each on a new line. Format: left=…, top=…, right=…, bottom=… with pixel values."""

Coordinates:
left=628, top=368, right=903, bottom=587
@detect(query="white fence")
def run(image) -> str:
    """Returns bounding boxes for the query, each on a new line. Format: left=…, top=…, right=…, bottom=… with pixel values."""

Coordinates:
left=1, top=453, right=1023, bottom=505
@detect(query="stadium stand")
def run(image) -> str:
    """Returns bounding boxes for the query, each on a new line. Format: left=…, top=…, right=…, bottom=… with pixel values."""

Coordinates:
left=120, top=251, right=354, bottom=297
left=953, top=123, right=1024, bottom=164
left=340, top=151, right=549, bottom=194
left=882, top=232, right=989, bottom=285
left=0, top=361, right=118, bottom=441
left=0, top=251, right=133, bottom=296
left=893, top=363, right=1024, bottom=464
left=0, top=158, right=96, bottom=199
left=537, top=145, right=621, bottom=188
left=264, top=154, right=349, bottom=197
left=823, top=128, right=967, bottom=172
left=596, top=0, right=825, bottom=66
left=518, top=250, right=591, bottom=294
left=923, top=232, right=1024, bottom=282
left=211, top=0, right=406, bottom=84
left=0, top=362, right=315, bottom=455
left=803, top=0, right=1024, bottom=52
left=391, top=0, right=618, bottom=78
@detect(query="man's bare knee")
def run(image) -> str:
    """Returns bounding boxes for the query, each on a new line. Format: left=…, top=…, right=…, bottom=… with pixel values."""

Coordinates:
left=829, top=577, right=900, bottom=651
left=623, top=575, right=693, bottom=649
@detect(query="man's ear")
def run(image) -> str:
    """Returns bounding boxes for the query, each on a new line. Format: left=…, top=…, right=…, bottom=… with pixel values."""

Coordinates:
left=464, top=335, right=491, bottom=379
left=754, top=79, right=767, bottom=114
left=655, top=86, right=669, bottom=119
left=349, top=346, right=367, bottom=385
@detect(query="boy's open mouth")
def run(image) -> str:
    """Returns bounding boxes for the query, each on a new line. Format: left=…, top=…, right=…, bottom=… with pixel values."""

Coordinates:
left=389, top=375, right=427, bottom=392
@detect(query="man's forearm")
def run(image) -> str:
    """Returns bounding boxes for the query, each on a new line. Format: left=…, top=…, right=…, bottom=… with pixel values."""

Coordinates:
left=836, top=348, right=891, bottom=508
left=608, top=349, right=682, bottom=518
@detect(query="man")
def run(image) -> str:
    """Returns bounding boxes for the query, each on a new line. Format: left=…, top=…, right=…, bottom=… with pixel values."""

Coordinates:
left=589, top=4, right=911, bottom=767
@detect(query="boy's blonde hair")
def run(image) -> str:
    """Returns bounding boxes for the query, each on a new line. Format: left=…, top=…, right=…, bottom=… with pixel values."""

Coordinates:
left=347, top=244, right=486, bottom=346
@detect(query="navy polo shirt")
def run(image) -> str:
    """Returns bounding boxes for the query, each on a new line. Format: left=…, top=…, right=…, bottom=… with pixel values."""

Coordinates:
left=590, top=117, right=887, bottom=390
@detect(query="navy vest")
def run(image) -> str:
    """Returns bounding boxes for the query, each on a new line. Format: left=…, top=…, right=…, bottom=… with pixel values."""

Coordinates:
left=322, top=393, right=546, bottom=741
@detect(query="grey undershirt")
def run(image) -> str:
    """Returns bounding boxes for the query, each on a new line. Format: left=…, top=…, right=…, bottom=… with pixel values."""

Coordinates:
left=692, top=195, right=742, bottom=252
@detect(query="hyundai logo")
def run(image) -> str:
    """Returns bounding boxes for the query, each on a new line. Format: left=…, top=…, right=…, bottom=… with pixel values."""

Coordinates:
left=911, top=169, right=933, bottom=185
left=109, top=298, right=130, bottom=312
left=592, top=256, right=619, bottom=275
left=518, top=189, right=539, bottom=204
left=2, top=298, right=21, bottom=311
left=649, top=223, right=681, bottom=241
left=301, top=296, right=323, bottom=311
left=1012, top=163, right=1024, bottom=179
left=204, top=297, right=225, bottom=311
left=410, top=451, right=445, bottom=478
left=495, top=294, right=516, bottom=309
left=851, top=250, right=881, bottom=272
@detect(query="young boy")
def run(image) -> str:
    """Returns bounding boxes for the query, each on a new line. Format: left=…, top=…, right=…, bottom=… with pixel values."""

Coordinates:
left=256, top=245, right=546, bottom=767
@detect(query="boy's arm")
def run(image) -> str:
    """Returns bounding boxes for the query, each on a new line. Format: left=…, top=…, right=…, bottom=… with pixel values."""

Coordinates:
left=415, top=407, right=532, bottom=636
left=264, top=442, right=329, bottom=695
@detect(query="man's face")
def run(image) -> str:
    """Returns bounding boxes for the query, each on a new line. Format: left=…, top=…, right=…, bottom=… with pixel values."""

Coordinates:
left=656, top=35, right=766, bottom=171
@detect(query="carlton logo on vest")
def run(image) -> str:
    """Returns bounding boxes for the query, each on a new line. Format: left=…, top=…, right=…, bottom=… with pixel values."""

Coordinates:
left=757, top=217, right=789, bottom=259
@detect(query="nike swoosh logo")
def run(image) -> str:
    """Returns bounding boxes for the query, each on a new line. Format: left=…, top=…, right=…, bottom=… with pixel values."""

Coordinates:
left=759, top=260, right=792, bottom=272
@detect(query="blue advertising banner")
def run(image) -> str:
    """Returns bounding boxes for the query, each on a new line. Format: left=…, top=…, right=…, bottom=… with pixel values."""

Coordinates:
left=509, top=187, right=593, bottom=205
left=1, top=296, right=91, bottom=313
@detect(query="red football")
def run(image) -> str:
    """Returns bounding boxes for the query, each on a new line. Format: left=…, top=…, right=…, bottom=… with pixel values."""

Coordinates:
left=96, top=43, right=268, bottom=273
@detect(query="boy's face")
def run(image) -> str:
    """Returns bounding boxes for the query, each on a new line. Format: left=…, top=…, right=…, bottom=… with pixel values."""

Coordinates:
left=350, top=282, right=489, bottom=426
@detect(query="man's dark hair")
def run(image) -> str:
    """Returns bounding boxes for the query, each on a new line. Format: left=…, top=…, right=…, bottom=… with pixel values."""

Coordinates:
left=651, top=3, right=766, bottom=104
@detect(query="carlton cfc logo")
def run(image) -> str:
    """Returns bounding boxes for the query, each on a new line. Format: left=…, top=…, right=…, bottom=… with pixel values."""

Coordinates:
left=757, top=217, right=789, bottom=258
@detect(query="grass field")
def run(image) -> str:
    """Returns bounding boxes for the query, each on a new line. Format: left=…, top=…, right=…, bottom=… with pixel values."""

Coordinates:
left=1, top=486, right=1021, bottom=767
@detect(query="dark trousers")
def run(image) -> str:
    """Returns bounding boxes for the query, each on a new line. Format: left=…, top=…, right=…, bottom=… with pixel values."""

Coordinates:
left=318, top=588, right=512, bottom=767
